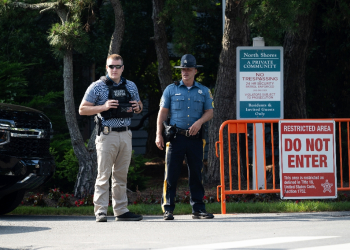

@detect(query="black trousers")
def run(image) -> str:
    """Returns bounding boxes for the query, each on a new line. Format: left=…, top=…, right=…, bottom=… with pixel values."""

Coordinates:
left=161, top=134, right=206, bottom=213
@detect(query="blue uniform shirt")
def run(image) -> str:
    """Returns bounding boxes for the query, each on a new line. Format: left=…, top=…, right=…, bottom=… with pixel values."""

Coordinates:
left=160, top=80, right=214, bottom=130
left=83, top=75, right=140, bottom=128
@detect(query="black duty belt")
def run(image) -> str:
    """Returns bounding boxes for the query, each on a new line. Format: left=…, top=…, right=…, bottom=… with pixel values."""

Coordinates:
left=111, top=127, right=128, bottom=132
left=102, top=126, right=128, bottom=134
left=175, top=128, right=200, bottom=138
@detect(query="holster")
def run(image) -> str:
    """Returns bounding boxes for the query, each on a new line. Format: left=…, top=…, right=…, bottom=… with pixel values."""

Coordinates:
left=94, top=115, right=102, bottom=136
left=163, top=121, right=177, bottom=142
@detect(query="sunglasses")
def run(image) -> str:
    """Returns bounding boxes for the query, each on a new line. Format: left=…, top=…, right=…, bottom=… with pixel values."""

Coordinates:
left=108, top=65, right=123, bottom=69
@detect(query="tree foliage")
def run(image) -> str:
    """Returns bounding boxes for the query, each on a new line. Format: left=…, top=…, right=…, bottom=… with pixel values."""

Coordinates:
left=306, top=0, right=350, bottom=118
left=48, top=21, right=89, bottom=57
left=245, top=0, right=317, bottom=45
left=160, top=0, right=215, bottom=55
left=0, top=61, right=29, bottom=103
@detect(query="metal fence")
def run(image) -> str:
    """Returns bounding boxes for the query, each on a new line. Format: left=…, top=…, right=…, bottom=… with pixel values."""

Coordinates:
left=215, top=119, right=350, bottom=214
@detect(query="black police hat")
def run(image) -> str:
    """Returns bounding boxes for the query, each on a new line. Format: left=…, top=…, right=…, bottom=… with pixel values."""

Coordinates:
left=174, top=54, right=203, bottom=68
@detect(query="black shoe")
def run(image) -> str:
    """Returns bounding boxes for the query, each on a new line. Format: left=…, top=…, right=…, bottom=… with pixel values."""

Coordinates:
left=192, top=210, right=214, bottom=219
left=116, top=212, right=143, bottom=221
left=163, top=211, right=174, bottom=220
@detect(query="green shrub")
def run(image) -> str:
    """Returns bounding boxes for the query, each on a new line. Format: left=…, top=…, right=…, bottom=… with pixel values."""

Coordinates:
left=49, top=136, right=151, bottom=192
left=48, top=137, right=79, bottom=191
left=52, top=147, right=79, bottom=183
left=0, top=61, right=28, bottom=103
left=127, top=151, right=151, bottom=191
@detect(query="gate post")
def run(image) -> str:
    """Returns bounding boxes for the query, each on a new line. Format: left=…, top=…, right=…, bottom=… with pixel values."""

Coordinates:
left=252, top=37, right=266, bottom=190
left=253, top=123, right=265, bottom=189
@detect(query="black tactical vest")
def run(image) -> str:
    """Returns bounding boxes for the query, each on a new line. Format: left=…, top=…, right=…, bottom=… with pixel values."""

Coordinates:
left=100, top=76, right=133, bottom=120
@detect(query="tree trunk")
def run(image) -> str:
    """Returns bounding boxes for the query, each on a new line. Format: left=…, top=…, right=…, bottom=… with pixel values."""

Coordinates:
left=62, top=50, right=96, bottom=198
left=283, top=10, right=316, bottom=119
left=108, top=0, right=125, bottom=55
left=205, top=0, right=249, bottom=184
left=152, top=0, right=173, bottom=92
left=56, top=6, right=96, bottom=198
left=144, top=0, right=173, bottom=158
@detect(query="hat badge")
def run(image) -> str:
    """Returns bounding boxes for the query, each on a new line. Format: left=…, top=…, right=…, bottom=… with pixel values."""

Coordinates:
left=184, top=60, right=187, bottom=63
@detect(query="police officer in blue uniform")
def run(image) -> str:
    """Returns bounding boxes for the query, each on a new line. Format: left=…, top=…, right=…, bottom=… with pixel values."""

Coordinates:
left=155, top=54, right=214, bottom=220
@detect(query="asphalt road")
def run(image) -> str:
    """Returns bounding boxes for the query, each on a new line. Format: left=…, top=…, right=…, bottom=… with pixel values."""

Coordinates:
left=1, top=212, right=350, bottom=250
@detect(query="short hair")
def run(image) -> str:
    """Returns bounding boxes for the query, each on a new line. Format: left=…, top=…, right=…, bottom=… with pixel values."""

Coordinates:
left=106, top=54, right=123, bottom=64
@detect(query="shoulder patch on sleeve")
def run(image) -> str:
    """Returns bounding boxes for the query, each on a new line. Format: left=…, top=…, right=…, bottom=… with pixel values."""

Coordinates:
left=160, top=97, right=165, bottom=107
left=209, top=89, right=213, bottom=99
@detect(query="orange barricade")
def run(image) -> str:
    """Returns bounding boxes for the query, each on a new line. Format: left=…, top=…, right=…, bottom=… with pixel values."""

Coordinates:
left=216, top=119, right=350, bottom=214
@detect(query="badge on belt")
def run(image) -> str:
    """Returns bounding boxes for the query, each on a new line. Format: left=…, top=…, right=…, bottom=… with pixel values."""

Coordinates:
left=103, top=126, right=110, bottom=135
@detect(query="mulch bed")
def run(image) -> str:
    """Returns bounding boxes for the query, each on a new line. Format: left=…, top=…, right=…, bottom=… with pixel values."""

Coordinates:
left=21, top=159, right=217, bottom=208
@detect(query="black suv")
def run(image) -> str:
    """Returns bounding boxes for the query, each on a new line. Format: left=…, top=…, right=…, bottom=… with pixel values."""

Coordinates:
left=0, top=103, right=55, bottom=214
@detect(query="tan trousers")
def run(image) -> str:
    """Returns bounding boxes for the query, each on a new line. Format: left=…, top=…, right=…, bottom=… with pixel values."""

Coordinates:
left=93, top=130, right=132, bottom=216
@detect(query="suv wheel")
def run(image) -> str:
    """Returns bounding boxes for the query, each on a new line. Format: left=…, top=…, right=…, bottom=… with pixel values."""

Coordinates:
left=0, top=190, right=26, bottom=215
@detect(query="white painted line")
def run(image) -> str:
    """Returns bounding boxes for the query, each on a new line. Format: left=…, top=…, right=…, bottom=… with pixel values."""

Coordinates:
left=158, top=236, right=338, bottom=250
left=291, top=243, right=350, bottom=250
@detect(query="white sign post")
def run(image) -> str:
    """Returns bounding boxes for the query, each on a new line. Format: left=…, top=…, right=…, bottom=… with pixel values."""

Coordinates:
left=237, top=39, right=283, bottom=190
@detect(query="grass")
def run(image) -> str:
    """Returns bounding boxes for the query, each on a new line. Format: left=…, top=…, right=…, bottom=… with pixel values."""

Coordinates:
left=224, top=201, right=350, bottom=213
left=9, top=201, right=350, bottom=216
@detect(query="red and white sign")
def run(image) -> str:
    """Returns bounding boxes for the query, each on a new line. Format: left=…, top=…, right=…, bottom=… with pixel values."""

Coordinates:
left=279, top=121, right=337, bottom=199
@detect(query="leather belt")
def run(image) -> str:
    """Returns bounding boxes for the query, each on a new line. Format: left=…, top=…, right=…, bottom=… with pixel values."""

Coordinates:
left=175, top=128, right=200, bottom=138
